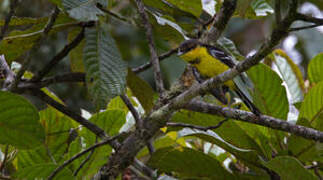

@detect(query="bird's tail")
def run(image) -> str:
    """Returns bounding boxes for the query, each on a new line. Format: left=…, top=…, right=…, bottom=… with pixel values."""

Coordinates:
left=234, top=87, right=261, bottom=116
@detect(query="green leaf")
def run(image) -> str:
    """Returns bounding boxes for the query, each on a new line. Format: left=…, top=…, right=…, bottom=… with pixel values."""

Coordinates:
left=177, top=128, right=262, bottom=166
left=148, top=147, right=234, bottom=179
left=251, top=0, right=274, bottom=17
left=171, top=111, right=265, bottom=156
left=308, top=53, right=323, bottom=84
left=217, top=37, right=244, bottom=61
left=247, top=64, right=289, bottom=119
left=83, top=25, right=127, bottom=109
left=272, top=49, right=304, bottom=103
left=0, top=91, right=45, bottom=149
left=48, top=0, right=63, bottom=8
left=68, top=28, right=85, bottom=72
left=164, top=0, right=202, bottom=17
left=298, top=81, right=323, bottom=131
left=127, top=69, right=155, bottom=113
left=263, top=156, right=317, bottom=180
left=14, top=163, right=73, bottom=180
left=62, top=0, right=106, bottom=21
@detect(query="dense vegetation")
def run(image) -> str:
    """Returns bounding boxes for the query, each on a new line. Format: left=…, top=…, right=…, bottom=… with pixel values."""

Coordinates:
left=0, top=0, right=323, bottom=179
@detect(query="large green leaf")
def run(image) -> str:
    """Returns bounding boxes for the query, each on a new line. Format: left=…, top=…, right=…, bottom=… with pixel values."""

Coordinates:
left=171, top=111, right=265, bottom=157
left=148, top=147, right=234, bottom=179
left=62, top=0, right=106, bottom=21
left=308, top=53, right=323, bottom=84
left=14, top=163, right=73, bottom=180
left=272, top=49, right=304, bottom=104
left=83, top=25, right=127, bottom=108
left=298, top=81, right=323, bottom=131
left=177, top=128, right=262, bottom=166
left=247, top=64, right=289, bottom=119
left=235, top=0, right=273, bottom=19
left=127, top=69, right=155, bottom=113
left=0, top=91, right=45, bottom=149
left=263, top=156, right=317, bottom=180
left=164, top=0, right=202, bottom=17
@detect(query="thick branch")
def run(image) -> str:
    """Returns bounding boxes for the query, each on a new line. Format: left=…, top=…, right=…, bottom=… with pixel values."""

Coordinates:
left=134, top=0, right=164, bottom=93
left=185, top=100, right=323, bottom=142
left=204, top=0, right=237, bottom=43
left=98, top=0, right=299, bottom=177
left=0, top=0, right=19, bottom=42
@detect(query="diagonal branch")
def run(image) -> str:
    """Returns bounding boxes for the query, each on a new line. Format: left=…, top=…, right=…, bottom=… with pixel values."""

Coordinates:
left=28, top=89, right=109, bottom=140
left=31, top=28, right=85, bottom=82
left=185, top=100, right=323, bottom=142
left=120, top=94, right=142, bottom=128
left=204, top=0, right=237, bottom=43
left=134, top=0, right=164, bottom=94
left=0, top=0, right=19, bottom=42
left=48, top=134, right=123, bottom=180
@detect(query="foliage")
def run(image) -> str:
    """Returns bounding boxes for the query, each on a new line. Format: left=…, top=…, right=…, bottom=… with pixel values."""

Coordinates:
left=0, top=0, right=322, bottom=179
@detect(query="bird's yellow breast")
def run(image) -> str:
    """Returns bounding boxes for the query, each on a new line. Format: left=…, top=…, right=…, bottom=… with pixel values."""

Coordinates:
left=180, top=46, right=234, bottom=87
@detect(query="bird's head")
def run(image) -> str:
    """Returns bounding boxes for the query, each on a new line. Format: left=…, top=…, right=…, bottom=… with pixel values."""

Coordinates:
left=177, top=39, right=201, bottom=56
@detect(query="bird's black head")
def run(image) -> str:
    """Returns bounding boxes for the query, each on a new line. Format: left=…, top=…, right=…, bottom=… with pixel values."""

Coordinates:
left=177, top=39, right=201, bottom=56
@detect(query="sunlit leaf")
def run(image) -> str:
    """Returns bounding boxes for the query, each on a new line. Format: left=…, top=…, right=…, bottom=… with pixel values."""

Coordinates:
left=68, top=28, right=85, bottom=72
left=308, top=53, right=323, bottom=84
left=272, top=49, right=304, bottom=103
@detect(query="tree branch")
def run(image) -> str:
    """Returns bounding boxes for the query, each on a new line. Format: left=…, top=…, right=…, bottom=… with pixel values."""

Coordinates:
left=185, top=100, right=323, bottom=142
left=275, top=0, right=282, bottom=24
left=296, top=13, right=323, bottom=24
left=31, top=28, right=85, bottom=82
left=0, top=145, right=9, bottom=173
left=132, top=47, right=178, bottom=73
left=120, top=94, right=142, bottom=128
left=167, top=118, right=229, bottom=131
left=97, top=0, right=301, bottom=177
left=0, top=55, right=15, bottom=89
left=289, top=24, right=323, bottom=31
left=0, top=0, right=19, bottom=42
left=134, top=0, right=164, bottom=94
left=28, top=89, right=109, bottom=139
left=204, top=0, right=237, bottom=43
left=96, top=3, right=134, bottom=25
left=18, top=72, right=85, bottom=90
left=48, top=134, right=122, bottom=180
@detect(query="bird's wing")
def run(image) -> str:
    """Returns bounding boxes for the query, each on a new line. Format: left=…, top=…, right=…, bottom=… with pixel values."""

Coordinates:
left=207, top=46, right=236, bottom=68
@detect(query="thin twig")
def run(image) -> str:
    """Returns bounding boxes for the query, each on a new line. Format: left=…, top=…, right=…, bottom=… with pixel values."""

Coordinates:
left=275, top=0, right=281, bottom=24
left=289, top=23, right=323, bottom=31
left=0, top=175, right=10, bottom=180
left=146, top=140, right=155, bottom=155
left=43, top=6, right=60, bottom=35
left=0, top=145, right=9, bottom=173
left=48, top=134, right=122, bottom=180
left=28, top=89, right=108, bottom=139
left=185, top=100, right=323, bottom=142
left=96, top=3, right=133, bottom=25
left=167, top=118, right=229, bottom=131
left=73, top=142, right=95, bottom=176
left=134, top=0, right=164, bottom=94
left=10, top=6, right=59, bottom=90
left=296, top=13, right=323, bottom=24
left=19, top=72, right=85, bottom=90
left=32, top=28, right=85, bottom=82
left=0, top=0, right=19, bottom=42
left=120, top=94, right=142, bottom=128
left=132, top=47, right=178, bottom=73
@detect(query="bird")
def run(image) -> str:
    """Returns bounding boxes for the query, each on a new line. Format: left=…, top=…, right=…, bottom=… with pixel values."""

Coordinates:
left=177, top=39, right=261, bottom=116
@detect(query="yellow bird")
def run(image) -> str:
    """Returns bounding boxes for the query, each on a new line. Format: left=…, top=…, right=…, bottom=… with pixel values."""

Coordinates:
left=178, top=39, right=261, bottom=115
